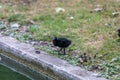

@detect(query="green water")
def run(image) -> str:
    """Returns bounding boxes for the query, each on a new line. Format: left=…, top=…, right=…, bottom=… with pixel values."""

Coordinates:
left=0, top=64, right=31, bottom=80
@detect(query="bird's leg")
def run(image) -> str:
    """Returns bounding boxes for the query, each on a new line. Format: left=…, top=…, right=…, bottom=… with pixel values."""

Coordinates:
left=63, top=48, right=66, bottom=55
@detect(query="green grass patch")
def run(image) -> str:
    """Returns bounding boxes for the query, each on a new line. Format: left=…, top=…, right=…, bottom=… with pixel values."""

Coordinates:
left=8, top=14, right=25, bottom=22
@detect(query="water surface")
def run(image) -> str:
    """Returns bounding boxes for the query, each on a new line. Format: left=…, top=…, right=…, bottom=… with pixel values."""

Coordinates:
left=0, top=64, right=31, bottom=80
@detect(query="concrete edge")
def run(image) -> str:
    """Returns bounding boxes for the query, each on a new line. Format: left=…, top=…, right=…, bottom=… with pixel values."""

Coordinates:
left=0, top=34, right=107, bottom=80
left=0, top=53, right=53, bottom=80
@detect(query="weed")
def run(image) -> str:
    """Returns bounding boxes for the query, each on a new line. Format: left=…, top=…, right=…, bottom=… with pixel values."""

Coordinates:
left=8, top=14, right=25, bottom=22
left=16, top=33, right=32, bottom=41
left=28, top=25, right=39, bottom=34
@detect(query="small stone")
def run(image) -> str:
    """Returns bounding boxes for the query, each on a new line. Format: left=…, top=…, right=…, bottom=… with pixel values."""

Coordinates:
left=35, top=50, right=41, bottom=54
left=78, top=57, right=84, bottom=63
left=10, top=23, right=20, bottom=28
left=25, top=41, right=29, bottom=43
left=105, top=23, right=112, bottom=27
left=55, top=7, right=65, bottom=13
left=92, top=73, right=101, bottom=77
left=27, top=20, right=36, bottom=25
left=94, top=7, right=103, bottom=12
left=69, top=16, right=74, bottom=20
left=112, top=12, right=119, bottom=17
left=0, top=5, right=2, bottom=9
left=30, top=41, right=38, bottom=45
left=110, top=57, right=119, bottom=63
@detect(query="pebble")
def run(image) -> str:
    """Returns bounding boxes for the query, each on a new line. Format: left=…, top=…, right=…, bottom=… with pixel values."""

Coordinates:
left=55, top=7, right=65, bottom=13
left=10, top=23, right=20, bottom=28
left=92, top=73, right=101, bottom=77
left=105, top=23, right=112, bottom=27
left=112, top=12, right=119, bottom=17
left=69, top=16, right=74, bottom=20
left=30, top=41, right=38, bottom=45
left=94, top=7, right=103, bottom=12
left=78, top=57, right=84, bottom=63
left=0, top=5, right=2, bottom=9
left=35, top=50, right=41, bottom=54
left=27, top=20, right=36, bottom=25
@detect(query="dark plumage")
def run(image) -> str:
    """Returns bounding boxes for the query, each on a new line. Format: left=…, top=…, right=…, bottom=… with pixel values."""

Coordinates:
left=52, top=37, right=71, bottom=55
left=117, top=28, right=120, bottom=37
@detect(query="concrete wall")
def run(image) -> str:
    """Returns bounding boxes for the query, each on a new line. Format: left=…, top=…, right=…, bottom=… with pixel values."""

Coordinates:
left=0, top=34, right=107, bottom=80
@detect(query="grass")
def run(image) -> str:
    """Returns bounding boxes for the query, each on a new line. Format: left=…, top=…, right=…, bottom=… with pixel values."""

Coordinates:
left=8, top=14, right=25, bottom=22
left=0, top=0, right=120, bottom=79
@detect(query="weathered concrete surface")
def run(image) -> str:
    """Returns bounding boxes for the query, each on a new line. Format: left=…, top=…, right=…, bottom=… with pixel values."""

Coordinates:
left=0, top=53, right=53, bottom=80
left=0, top=34, right=107, bottom=80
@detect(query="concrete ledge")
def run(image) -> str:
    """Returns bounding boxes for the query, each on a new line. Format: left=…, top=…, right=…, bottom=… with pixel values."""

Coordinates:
left=0, top=34, right=107, bottom=80
left=0, top=53, right=53, bottom=80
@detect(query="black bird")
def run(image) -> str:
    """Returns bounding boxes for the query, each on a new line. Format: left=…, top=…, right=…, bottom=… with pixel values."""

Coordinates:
left=52, top=37, right=71, bottom=55
left=117, top=28, right=120, bottom=37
